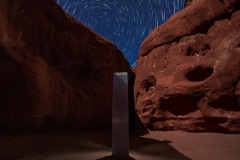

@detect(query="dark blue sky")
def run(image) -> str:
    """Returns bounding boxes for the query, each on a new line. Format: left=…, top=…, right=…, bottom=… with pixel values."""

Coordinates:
left=55, top=0, right=185, bottom=67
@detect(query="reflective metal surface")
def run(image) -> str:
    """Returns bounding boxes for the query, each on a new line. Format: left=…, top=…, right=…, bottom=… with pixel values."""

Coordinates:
left=112, top=72, right=129, bottom=156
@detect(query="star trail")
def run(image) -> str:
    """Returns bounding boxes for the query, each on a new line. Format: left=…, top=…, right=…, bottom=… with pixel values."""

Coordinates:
left=55, top=0, right=185, bottom=67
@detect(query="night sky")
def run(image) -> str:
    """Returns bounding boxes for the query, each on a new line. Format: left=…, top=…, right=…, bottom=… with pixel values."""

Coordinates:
left=55, top=0, right=185, bottom=67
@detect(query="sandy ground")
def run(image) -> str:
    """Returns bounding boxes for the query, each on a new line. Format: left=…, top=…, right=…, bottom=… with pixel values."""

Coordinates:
left=0, top=130, right=240, bottom=160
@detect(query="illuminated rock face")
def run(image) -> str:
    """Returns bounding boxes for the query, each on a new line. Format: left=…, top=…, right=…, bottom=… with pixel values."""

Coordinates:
left=0, top=0, right=133, bottom=131
left=134, top=0, right=240, bottom=132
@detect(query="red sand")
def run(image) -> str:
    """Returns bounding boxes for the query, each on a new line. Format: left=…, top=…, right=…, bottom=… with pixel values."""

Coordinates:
left=0, top=131, right=239, bottom=160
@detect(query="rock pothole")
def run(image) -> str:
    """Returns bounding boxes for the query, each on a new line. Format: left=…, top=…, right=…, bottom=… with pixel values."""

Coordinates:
left=140, top=75, right=156, bottom=93
left=161, top=95, right=201, bottom=116
left=186, top=66, right=213, bottom=82
left=209, top=95, right=240, bottom=111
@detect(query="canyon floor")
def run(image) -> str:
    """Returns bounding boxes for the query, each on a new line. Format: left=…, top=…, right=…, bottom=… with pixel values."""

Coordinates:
left=0, top=130, right=240, bottom=160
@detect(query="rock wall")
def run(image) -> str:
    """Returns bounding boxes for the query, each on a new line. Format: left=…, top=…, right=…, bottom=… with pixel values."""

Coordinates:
left=0, top=0, right=133, bottom=131
left=134, top=0, right=240, bottom=132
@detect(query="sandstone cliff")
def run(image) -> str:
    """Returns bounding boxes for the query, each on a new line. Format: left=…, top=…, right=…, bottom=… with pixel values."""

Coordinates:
left=0, top=0, right=133, bottom=131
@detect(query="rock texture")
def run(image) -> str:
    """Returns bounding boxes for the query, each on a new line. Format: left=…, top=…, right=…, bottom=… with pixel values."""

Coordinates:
left=134, top=0, right=240, bottom=132
left=0, top=0, right=133, bottom=131
left=184, top=0, right=197, bottom=7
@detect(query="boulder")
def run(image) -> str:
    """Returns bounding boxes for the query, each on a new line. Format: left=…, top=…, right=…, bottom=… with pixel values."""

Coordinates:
left=0, top=0, right=133, bottom=131
left=134, top=0, right=240, bottom=132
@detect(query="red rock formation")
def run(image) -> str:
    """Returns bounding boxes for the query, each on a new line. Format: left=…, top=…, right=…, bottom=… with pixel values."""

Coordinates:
left=0, top=0, right=133, bottom=131
left=134, top=0, right=240, bottom=132
left=184, top=0, right=197, bottom=7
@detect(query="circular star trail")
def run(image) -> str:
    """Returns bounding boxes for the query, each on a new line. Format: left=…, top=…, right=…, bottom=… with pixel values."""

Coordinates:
left=55, top=0, right=185, bottom=67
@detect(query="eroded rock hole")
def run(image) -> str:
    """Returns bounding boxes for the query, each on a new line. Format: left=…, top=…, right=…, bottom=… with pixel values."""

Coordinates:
left=186, top=66, right=213, bottom=82
left=186, top=44, right=210, bottom=56
left=209, top=95, right=240, bottom=111
left=186, top=47, right=195, bottom=56
left=202, top=43, right=210, bottom=50
left=140, top=75, right=156, bottom=92
left=161, top=95, right=200, bottom=115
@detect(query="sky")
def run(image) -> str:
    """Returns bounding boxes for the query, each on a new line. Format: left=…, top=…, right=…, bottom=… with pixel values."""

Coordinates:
left=55, top=0, right=185, bottom=67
